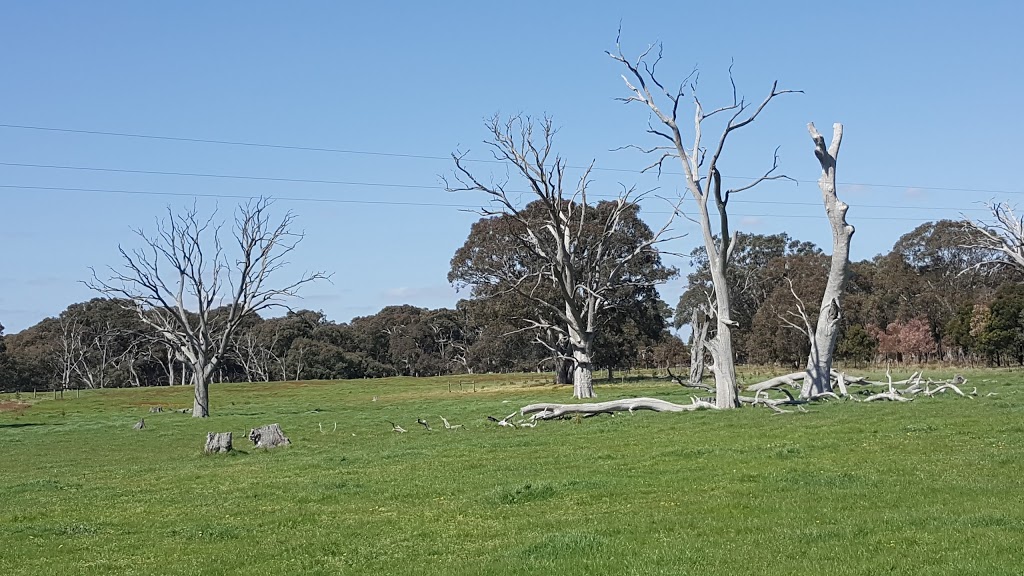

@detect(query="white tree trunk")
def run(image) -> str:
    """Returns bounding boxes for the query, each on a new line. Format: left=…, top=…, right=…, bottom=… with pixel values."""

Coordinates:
left=689, top=307, right=709, bottom=385
left=570, top=330, right=595, bottom=399
left=191, top=357, right=217, bottom=418
left=801, top=123, right=851, bottom=400
left=708, top=255, right=740, bottom=409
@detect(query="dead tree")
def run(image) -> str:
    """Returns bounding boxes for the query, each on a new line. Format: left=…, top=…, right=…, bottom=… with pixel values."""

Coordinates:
left=962, top=201, right=1024, bottom=270
left=611, top=39, right=797, bottom=408
left=88, top=198, right=328, bottom=417
left=800, top=123, right=853, bottom=399
left=446, top=115, right=676, bottom=399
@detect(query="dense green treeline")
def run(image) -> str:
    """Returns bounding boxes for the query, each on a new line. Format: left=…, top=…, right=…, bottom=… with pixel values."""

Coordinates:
left=2, top=219, right=1022, bottom=392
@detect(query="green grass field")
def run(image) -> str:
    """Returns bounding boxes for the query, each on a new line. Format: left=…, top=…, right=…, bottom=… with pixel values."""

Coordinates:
left=2, top=369, right=1023, bottom=575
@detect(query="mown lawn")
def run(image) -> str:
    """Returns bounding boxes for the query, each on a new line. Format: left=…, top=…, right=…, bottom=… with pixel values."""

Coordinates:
left=1, top=369, right=1022, bottom=575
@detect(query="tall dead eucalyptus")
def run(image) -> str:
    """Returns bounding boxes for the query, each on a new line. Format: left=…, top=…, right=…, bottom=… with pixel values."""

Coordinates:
left=610, top=40, right=797, bottom=408
left=799, top=123, right=853, bottom=399
left=88, top=198, right=329, bottom=417
left=445, top=115, right=676, bottom=399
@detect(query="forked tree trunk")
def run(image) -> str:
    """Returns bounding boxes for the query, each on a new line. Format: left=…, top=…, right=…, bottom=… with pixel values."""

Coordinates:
left=801, top=123, right=851, bottom=400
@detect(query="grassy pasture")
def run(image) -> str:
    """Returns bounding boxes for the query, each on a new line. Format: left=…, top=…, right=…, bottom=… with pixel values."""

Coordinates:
left=1, top=369, right=1023, bottom=575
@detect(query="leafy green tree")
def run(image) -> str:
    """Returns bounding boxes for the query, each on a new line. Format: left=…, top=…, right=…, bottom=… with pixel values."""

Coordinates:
left=677, top=232, right=821, bottom=363
left=450, top=197, right=676, bottom=391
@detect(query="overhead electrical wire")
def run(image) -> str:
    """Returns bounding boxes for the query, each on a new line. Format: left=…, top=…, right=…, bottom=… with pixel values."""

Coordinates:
left=0, top=183, right=976, bottom=222
left=1, top=122, right=1022, bottom=196
left=0, top=160, right=1001, bottom=211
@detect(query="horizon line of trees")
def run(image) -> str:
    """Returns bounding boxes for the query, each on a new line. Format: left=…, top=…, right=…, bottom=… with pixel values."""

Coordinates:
left=3, top=218, right=1024, bottom=393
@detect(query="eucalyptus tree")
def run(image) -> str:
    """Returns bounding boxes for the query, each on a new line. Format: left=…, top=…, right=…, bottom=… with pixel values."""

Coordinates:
left=446, top=115, right=677, bottom=398
left=611, top=40, right=797, bottom=408
left=88, top=198, right=329, bottom=417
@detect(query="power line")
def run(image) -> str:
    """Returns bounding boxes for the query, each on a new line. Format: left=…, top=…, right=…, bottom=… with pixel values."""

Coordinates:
left=0, top=183, right=972, bottom=222
left=0, top=160, right=993, bottom=213
left=2, top=122, right=1023, bottom=195
left=0, top=185, right=477, bottom=209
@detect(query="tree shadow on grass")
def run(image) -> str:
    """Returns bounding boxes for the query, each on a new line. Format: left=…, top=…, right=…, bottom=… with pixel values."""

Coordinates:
left=0, top=422, right=48, bottom=429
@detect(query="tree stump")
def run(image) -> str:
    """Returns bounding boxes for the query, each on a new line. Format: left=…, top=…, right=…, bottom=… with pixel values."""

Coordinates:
left=133, top=418, right=145, bottom=430
left=204, top=432, right=233, bottom=454
left=249, top=423, right=291, bottom=449
left=149, top=406, right=164, bottom=413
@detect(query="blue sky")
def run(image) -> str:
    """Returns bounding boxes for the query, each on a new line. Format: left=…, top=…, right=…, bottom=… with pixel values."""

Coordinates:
left=2, top=1, right=1022, bottom=332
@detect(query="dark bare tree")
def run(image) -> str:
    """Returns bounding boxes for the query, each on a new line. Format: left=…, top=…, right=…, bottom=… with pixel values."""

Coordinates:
left=611, top=39, right=797, bottom=408
left=88, top=198, right=329, bottom=417
left=446, top=115, right=677, bottom=398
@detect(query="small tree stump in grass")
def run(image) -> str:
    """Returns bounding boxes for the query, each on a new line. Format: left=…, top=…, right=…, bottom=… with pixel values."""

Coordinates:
left=149, top=406, right=164, bottom=413
left=249, top=423, right=291, bottom=449
left=204, top=432, right=233, bottom=454
left=133, top=418, right=145, bottom=430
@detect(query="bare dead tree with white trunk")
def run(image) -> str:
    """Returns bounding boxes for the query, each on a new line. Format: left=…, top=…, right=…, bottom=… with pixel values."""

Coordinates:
left=799, top=122, right=854, bottom=399
left=610, top=39, right=797, bottom=408
left=88, top=198, right=329, bottom=417
left=961, top=201, right=1024, bottom=271
left=446, top=115, right=677, bottom=399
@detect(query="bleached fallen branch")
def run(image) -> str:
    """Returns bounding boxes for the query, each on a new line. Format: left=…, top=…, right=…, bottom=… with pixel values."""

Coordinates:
left=863, top=391, right=913, bottom=403
left=440, top=416, right=464, bottom=431
left=745, top=371, right=806, bottom=393
left=488, top=412, right=520, bottom=428
left=923, top=383, right=968, bottom=397
left=520, top=397, right=719, bottom=420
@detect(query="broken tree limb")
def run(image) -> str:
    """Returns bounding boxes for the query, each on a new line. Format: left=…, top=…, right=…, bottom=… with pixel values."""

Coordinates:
left=520, top=397, right=719, bottom=420
left=923, top=383, right=968, bottom=397
left=439, top=416, right=463, bottom=430
left=863, top=392, right=913, bottom=403
left=487, top=412, right=519, bottom=428
left=667, top=366, right=714, bottom=392
left=204, top=432, right=233, bottom=454
left=249, top=423, right=291, bottom=449
left=745, top=371, right=807, bottom=393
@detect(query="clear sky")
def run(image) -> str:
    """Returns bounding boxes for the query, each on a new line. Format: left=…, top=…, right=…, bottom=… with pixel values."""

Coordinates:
left=2, top=1, right=1022, bottom=333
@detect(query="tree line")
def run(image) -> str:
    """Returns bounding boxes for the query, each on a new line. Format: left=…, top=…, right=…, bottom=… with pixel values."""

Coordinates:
left=2, top=217, right=1022, bottom=395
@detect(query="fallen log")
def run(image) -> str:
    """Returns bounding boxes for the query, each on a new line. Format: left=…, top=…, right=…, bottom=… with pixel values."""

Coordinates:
left=520, top=397, right=719, bottom=420
left=745, top=372, right=806, bottom=393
